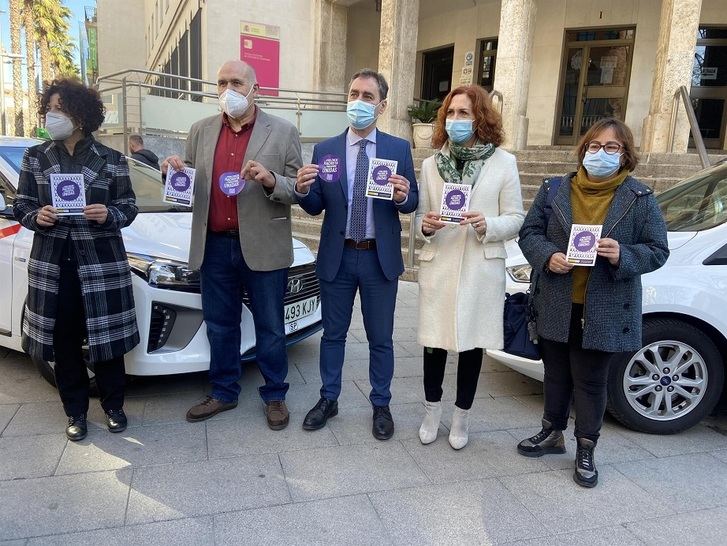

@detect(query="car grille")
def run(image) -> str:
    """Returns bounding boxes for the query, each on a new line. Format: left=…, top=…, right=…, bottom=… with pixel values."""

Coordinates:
left=241, top=263, right=319, bottom=306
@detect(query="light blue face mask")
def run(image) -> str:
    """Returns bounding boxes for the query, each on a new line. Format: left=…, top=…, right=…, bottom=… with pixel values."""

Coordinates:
left=582, top=149, right=623, bottom=179
left=445, top=119, right=475, bottom=145
left=347, top=100, right=379, bottom=130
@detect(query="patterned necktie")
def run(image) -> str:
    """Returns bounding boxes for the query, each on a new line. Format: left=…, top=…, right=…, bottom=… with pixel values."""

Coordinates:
left=349, top=139, right=369, bottom=242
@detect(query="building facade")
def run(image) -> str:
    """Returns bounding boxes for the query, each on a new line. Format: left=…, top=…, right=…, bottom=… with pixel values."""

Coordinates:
left=97, top=0, right=727, bottom=152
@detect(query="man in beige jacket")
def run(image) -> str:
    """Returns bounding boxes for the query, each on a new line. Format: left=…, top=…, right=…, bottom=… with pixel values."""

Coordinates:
left=163, top=60, right=301, bottom=430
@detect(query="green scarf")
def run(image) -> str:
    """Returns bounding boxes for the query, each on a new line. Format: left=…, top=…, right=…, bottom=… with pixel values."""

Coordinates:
left=435, top=142, right=495, bottom=187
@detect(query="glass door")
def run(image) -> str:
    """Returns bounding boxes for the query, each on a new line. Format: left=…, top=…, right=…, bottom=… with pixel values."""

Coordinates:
left=556, top=29, right=635, bottom=145
left=691, top=27, right=727, bottom=149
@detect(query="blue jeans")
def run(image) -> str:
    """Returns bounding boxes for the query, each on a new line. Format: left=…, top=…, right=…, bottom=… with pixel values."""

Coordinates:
left=200, top=233, right=289, bottom=403
left=319, top=246, right=398, bottom=406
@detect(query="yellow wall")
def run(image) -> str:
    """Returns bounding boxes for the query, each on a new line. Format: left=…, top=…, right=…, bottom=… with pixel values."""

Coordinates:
left=345, top=2, right=381, bottom=80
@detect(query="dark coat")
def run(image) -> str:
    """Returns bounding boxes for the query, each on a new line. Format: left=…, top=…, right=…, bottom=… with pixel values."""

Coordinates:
left=14, top=139, right=140, bottom=363
left=131, top=148, right=160, bottom=170
left=518, top=174, right=669, bottom=353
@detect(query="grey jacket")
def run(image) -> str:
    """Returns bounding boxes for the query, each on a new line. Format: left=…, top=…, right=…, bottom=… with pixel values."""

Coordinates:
left=518, top=174, right=669, bottom=352
left=185, top=109, right=301, bottom=271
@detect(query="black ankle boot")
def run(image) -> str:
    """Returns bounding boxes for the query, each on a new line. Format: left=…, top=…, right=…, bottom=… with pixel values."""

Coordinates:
left=517, top=419, right=566, bottom=457
left=66, top=414, right=87, bottom=441
left=573, top=437, right=598, bottom=488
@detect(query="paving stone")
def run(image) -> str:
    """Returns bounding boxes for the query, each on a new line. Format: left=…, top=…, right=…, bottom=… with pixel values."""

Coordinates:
left=55, top=422, right=208, bottom=474
left=280, top=442, right=429, bottom=501
left=26, top=517, right=213, bottom=545
left=206, top=415, right=338, bottom=459
left=616, top=424, right=727, bottom=457
left=615, top=453, right=727, bottom=512
left=0, top=352, right=59, bottom=404
left=369, top=478, right=547, bottom=544
left=0, top=404, right=19, bottom=433
left=0, top=434, right=66, bottom=480
left=500, top=467, right=674, bottom=533
left=508, top=525, right=643, bottom=546
left=326, top=402, right=443, bottom=446
left=625, top=506, right=727, bottom=545
left=402, top=430, right=548, bottom=483
left=0, top=469, right=131, bottom=541
left=282, top=379, right=371, bottom=413
left=215, top=495, right=388, bottom=545
left=506, top=424, right=655, bottom=470
left=1, top=402, right=68, bottom=437
left=126, top=455, right=290, bottom=524
left=451, top=396, right=542, bottom=434
left=141, top=391, right=214, bottom=426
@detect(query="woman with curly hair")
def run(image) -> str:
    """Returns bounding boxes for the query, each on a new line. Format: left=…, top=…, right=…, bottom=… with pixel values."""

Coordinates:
left=415, top=85, right=525, bottom=449
left=14, top=79, right=139, bottom=441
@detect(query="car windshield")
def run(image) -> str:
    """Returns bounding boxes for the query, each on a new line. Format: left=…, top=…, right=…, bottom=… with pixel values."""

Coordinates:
left=656, top=163, right=727, bottom=232
left=0, top=146, right=27, bottom=173
left=0, top=144, right=189, bottom=214
left=126, top=157, right=191, bottom=213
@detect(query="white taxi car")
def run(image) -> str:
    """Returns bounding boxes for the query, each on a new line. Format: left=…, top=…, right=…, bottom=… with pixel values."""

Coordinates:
left=491, top=160, right=727, bottom=434
left=0, top=137, right=322, bottom=386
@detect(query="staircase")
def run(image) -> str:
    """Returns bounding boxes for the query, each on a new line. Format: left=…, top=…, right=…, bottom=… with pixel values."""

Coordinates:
left=292, top=146, right=726, bottom=281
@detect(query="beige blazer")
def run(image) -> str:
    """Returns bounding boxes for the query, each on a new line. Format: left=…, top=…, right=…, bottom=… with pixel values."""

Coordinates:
left=185, top=109, right=302, bottom=271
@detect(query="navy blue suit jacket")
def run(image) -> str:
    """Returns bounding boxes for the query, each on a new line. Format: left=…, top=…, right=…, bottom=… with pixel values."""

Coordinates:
left=299, top=129, right=419, bottom=282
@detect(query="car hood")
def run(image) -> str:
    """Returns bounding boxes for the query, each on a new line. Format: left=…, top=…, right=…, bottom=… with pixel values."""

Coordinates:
left=121, top=213, right=309, bottom=264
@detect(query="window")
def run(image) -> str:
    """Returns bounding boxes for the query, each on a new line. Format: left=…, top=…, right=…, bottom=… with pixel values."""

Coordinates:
left=477, top=38, right=498, bottom=92
left=658, top=163, right=727, bottom=232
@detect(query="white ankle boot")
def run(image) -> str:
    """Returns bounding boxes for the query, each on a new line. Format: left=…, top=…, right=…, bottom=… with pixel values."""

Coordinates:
left=449, top=406, right=470, bottom=450
left=419, top=401, right=442, bottom=444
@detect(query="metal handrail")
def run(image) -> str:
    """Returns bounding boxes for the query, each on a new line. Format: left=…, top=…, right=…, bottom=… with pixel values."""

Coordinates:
left=668, top=85, right=710, bottom=169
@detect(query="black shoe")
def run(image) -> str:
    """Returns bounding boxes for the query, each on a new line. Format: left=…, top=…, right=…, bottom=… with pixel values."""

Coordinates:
left=573, top=437, right=598, bottom=488
left=105, top=409, right=128, bottom=433
left=66, top=414, right=87, bottom=441
left=302, top=398, right=338, bottom=430
left=517, top=419, right=566, bottom=457
left=372, top=405, right=394, bottom=440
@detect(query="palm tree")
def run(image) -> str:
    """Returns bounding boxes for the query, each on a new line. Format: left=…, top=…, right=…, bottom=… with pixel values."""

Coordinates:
left=32, top=0, right=78, bottom=83
left=23, top=0, right=38, bottom=135
left=9, top=0, right=23, bottom=135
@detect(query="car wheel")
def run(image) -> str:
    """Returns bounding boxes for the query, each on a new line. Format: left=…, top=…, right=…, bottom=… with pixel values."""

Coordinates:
left=32, top=356, right=100, bottom=398
left=607, top=318, right=724, bottom=434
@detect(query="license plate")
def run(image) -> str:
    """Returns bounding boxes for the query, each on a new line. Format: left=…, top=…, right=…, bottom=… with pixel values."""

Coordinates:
left=284, top=296, right=318, bottom=324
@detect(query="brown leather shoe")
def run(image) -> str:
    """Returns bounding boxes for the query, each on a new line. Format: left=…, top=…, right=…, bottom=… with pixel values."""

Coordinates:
left=186, top=396, right=238, bottom=422
left=265, top=400, right=290, bottom=430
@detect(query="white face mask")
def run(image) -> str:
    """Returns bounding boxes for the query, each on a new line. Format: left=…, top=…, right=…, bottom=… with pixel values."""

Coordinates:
left=45, top=111, right=75, bottom=141
left=218, top=86, right=255, bottom=119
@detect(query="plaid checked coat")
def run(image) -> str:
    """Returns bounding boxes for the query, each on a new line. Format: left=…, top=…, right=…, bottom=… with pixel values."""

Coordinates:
left=13, top=139, right=140, bottom=364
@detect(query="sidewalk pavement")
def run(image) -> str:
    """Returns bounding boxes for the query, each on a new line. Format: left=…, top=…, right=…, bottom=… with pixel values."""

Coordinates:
left=1, top=281, right=727, bottom=545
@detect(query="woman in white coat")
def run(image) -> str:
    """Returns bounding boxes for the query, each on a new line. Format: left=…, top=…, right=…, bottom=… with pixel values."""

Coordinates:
left=416, top=84, right=525, bottom=449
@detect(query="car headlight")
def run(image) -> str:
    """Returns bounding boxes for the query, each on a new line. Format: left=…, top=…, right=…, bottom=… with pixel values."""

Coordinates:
left=506, top=264, right=532, bottom=283
left=127, top=253, right=200, bottom=292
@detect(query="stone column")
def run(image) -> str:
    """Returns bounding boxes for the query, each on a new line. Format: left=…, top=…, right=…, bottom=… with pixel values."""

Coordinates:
left=313, top=0, right=348, bottom=94
left=494, top=0, right=536, bottom=151
left=641, top=0, right=702, bottom=153
left=377, top=0, right=419, bottom=140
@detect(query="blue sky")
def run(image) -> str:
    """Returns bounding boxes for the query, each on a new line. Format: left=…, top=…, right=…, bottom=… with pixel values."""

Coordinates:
left=1, top=0, right=94, bottom=85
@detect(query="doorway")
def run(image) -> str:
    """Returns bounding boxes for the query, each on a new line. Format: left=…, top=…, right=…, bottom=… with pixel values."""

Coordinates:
left=421, top=45, right=454, bottom=102
left=555, top=28, right=635, bottom=145
left=691, top=27, right=727, bottom=149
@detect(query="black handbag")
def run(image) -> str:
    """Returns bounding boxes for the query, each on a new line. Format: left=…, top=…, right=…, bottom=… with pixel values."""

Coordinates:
left=503, top=287, right=540, bottom=360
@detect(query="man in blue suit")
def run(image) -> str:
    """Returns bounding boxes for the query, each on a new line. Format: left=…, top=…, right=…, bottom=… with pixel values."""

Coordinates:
left=295, top=69, right=418, bottom=440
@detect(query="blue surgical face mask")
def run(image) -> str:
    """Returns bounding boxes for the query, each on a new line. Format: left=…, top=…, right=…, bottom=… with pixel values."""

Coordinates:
left=347, top=99, right=380, bottom=130
left=445, top=119, right=475, bottom=145
left=582, top=148, right=622, bottom=179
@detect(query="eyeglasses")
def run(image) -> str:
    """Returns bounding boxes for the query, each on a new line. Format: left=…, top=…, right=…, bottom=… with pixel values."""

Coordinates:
left=586, top=141, right=623, bottom=155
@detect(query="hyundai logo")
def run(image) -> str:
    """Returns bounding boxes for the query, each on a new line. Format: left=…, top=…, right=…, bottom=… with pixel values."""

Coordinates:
left=287, top=278, right=303, bottom=295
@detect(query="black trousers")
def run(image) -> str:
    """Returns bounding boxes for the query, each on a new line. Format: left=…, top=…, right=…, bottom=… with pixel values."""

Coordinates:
left=423, top=347, right=484, bottom=410
left=539, top=304, right=613, bottom=442
left=54, top=257, right=125, bottom=417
